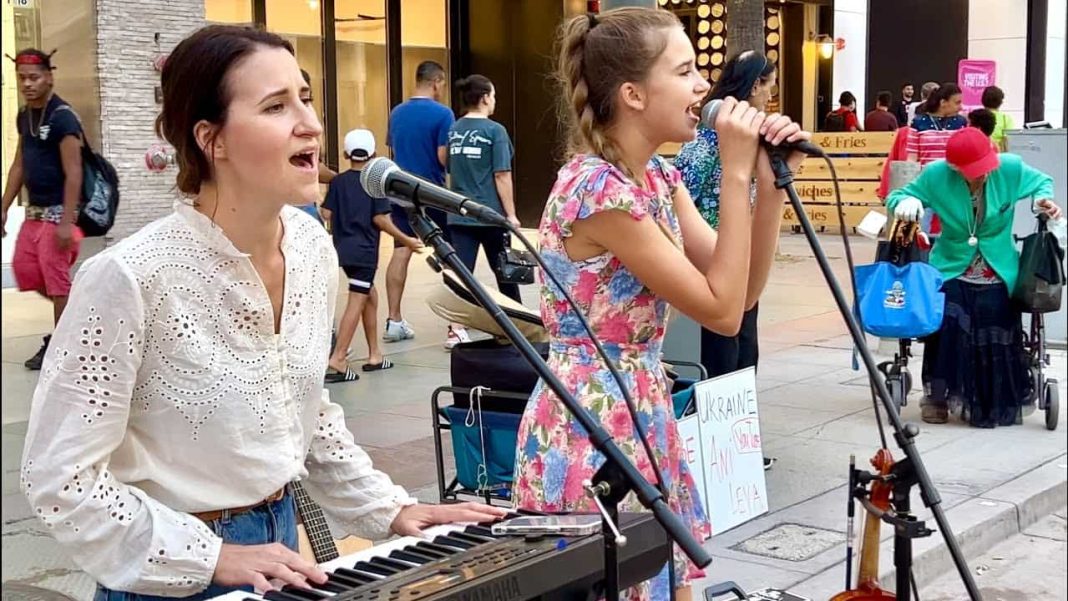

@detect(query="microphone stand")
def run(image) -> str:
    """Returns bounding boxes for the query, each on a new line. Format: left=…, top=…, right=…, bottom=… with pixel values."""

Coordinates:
left=766, top=148, right=982, bottom=601
left=403, top=206, right=711, bottom=601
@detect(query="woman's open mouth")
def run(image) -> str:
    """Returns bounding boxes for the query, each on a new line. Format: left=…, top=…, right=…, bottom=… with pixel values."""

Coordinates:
left=289, top=150, right=318, bottom=172
left=688, top=102, right=702, bottom=123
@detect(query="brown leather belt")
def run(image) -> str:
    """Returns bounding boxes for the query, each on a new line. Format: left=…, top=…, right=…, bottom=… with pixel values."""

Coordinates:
left=192, top=487, right=287, bottom=523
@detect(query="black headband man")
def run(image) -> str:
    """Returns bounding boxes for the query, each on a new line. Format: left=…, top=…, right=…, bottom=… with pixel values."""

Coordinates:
left=1, top=48, right=86, bottom=370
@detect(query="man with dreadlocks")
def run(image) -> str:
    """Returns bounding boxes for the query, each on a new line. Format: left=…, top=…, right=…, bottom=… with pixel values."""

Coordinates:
left=2, top=48, right=85, bottom=370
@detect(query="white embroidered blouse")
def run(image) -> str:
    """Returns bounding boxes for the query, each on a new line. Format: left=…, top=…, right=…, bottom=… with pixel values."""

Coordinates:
left=20, top=203, right=415, bottom=596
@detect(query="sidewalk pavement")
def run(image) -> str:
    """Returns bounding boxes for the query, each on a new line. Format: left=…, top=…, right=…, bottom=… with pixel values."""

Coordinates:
left=920, top=505, right=1066, bottom=600
left=2, top=233, right=1065, bottom=600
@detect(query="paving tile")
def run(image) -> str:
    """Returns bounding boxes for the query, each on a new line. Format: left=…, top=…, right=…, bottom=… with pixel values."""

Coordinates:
left=1, top=362, right=38, bottom=426
left=365, top=436, right=454, bottom=492
left=327, top=363, right=451, bottom=416
left=759, top=406, right=850, bottom=437
left=690, top=553, right=812, bottom=597
left=759, top=437, right=859, bottom=512
left=794, top=408, right=973, bottom=454
left=344, top=412, right=434, bottom=449
left=759, top=381, right=873, bottom=415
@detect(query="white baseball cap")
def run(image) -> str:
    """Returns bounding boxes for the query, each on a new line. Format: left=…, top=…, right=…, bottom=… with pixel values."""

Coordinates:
left=343, top=129, right=376, bottom=160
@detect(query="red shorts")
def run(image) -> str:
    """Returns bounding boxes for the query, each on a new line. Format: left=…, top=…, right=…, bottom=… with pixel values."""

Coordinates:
left=13, top=220, right=83, bottom=297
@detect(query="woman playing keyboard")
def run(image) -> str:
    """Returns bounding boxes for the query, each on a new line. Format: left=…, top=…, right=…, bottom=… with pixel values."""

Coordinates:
left=19, top=25, right=504, bottom=601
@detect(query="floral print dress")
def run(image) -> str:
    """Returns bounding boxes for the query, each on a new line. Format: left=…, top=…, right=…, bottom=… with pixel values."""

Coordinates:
left=513, top=154, right=711, bottom=601
left=674, top=124, right=725, bottom=229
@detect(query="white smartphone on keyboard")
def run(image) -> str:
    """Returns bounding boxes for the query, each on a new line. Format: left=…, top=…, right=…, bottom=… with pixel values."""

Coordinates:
left=491, top=514, right=602, bottom=536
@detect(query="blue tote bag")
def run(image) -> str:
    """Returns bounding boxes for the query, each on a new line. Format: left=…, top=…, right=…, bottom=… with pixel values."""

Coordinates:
left=854, top=222, right=945, bottom=339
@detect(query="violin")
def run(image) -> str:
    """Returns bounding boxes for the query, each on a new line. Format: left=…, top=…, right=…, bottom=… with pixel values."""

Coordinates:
left=830, top=449, right=896, bottom=601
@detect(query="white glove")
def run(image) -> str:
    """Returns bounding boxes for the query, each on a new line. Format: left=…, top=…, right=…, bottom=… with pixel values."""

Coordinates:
left=893, top=197, right=924, bottom=223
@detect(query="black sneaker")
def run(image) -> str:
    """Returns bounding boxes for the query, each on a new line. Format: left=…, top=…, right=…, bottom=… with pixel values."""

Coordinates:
left=763, top=457, right=776, bottom=471
left=24, top=335, right=51, bottom=371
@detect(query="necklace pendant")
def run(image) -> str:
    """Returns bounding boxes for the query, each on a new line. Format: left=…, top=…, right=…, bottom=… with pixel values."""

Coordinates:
left=968, top=235, right=978, bottom=247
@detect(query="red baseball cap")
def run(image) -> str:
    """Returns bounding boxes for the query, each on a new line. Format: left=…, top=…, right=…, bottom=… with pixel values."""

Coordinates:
left=946, top=127, right=1000, bottom=179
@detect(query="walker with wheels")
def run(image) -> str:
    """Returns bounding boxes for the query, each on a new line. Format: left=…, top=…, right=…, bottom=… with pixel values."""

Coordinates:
left=1022, top=309, right=1059, bottom=430
left=1015, top=213, right=1062, bottom=431
left=876, top=338, right=915, bottom=416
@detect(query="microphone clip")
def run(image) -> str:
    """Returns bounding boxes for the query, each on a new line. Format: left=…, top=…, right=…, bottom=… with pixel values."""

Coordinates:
left=767, top=146, right=795, bottom=190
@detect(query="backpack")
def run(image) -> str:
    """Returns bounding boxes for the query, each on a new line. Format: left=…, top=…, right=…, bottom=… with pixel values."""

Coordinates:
left=52, top=105, right=120, bottom=237
left=824, top=110, right=847, bottom=132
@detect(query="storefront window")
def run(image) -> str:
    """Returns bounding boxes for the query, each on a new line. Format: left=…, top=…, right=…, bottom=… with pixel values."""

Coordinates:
left=205, top=0, right=253, bottom=24
left=335, top=0, right=389, bottom=168
left=197, top=0, right=450, bottom=170
left=401, top=0, right=449, bottom=103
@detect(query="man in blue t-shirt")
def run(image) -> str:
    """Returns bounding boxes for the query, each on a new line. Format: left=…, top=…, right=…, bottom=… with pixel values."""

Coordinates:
left=1, top=48, right=86, bottom=371
left=321, top=129, right=423, bottom=384
left=382, top=60, right=454, bottom=343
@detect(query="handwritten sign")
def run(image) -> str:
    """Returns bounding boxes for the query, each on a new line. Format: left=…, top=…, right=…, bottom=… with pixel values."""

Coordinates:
left=675, top=410, right=706, bottom=537
left=680, top=368, right=768, bottom=535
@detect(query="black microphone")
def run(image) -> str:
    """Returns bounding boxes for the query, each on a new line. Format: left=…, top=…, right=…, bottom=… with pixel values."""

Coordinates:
left=360, top=157, right=510, bottom=227
left=701, top=99, right=824, bottom=157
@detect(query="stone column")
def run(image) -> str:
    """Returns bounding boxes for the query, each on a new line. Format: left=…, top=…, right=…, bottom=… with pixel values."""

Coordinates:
left=95, top=0, right=205, bottom=242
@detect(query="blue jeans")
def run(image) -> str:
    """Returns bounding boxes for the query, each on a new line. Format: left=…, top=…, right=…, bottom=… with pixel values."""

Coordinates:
left=94, top=494, right=299, bottom=601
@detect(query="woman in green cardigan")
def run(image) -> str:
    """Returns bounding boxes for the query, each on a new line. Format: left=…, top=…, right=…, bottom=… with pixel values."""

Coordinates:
left=887, top=127, right=1062, bottom=427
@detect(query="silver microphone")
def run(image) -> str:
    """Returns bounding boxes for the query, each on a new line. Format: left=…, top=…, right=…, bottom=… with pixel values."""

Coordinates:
left=701, top=99, right=824, bottom=157
left=359, top=157, right=510, bottom=227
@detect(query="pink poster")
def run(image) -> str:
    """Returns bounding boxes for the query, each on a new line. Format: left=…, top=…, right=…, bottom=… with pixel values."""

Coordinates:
left=958, top=59, right=997, bottom=111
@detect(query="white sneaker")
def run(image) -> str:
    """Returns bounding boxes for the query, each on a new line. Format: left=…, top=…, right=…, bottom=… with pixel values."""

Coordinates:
left=443, top=326, right=472, bottom=351
left=383, top=319, right=416, bottom=342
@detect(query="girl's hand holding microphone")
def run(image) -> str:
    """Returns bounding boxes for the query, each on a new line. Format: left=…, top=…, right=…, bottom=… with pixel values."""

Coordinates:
left=713, top=97, right=764, bottom=177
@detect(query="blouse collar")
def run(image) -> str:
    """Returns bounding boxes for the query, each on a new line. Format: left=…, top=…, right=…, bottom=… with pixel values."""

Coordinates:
left=174, top=201, right=294, bottom=259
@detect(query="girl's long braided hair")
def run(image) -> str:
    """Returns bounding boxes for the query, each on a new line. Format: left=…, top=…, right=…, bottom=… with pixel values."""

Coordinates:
left=554, top=8, right=680, bottom=178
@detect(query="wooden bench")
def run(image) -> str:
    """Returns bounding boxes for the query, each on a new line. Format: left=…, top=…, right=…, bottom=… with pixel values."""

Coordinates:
left=658, top=131, right=894, bottom=232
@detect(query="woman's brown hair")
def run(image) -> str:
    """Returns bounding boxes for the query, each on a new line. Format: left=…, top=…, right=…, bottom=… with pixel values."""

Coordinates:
left=555, top=8, right=681, bottom=173
left=155, top=25, right=294, bottom=195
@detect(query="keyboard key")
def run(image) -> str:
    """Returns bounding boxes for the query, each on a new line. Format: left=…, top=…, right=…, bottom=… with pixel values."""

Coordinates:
left=263, top=591, right=313, bottom=601
left=414, top=541, right=458, bottom=556
left=369, top=556, right=413, bottom=572
left=313, top=582, right=350, bottom=594
left=463, top=525, right=497, bottom=538
left=325, top=572, right=369, bottom=589
left=450, top=531, right=493, bottom=545
left=352, top=560, right=399, bottom=577
left=333, top=568, right=378, bottom=584
left=277, top=587, right=330, bottom=601
left=432, top=535, right=476, bottom=550
left=389, top=549, right=433, bottom=565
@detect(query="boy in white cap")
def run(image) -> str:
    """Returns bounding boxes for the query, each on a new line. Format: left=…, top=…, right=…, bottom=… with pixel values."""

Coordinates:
left=321, top=129, right=423, bottom=383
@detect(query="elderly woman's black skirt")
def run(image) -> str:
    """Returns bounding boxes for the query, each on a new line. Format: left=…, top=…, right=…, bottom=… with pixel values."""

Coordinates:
left=922, top=279, right=1032, bottom=428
